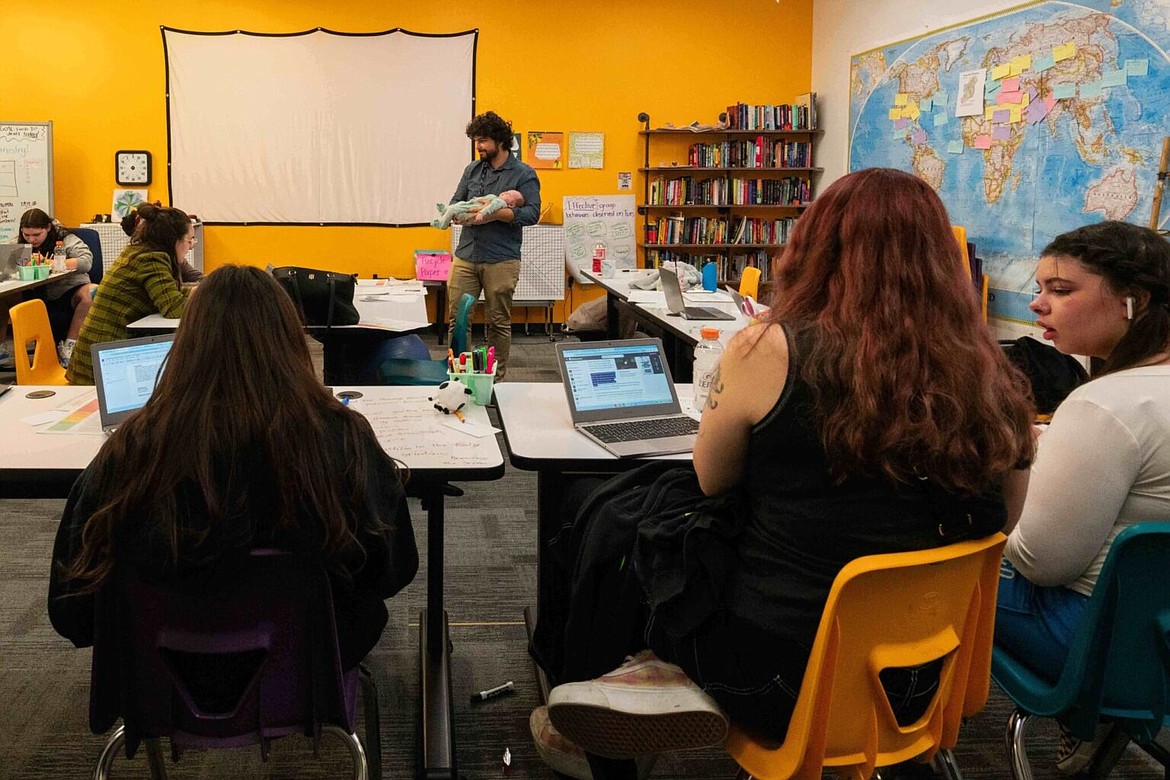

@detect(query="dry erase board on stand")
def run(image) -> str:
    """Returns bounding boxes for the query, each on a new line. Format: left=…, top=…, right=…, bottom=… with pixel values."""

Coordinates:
left=450, top=224, right=565, bottom=302
left=0, top=122, right=53, bottom=243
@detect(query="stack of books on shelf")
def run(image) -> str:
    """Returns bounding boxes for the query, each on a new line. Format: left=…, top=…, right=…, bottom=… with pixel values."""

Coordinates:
left=649, top=176, right=731, bottom=206
left=726, top=94, right=817, bottom=131
left=688, top=138, right=812, bottom=168
left=729, top=177, right=810, bottom=205
left=645, top=215, right=795, bottom=246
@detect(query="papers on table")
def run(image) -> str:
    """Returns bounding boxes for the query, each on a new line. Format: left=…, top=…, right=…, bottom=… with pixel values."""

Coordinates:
left=356, top=278, right=426, bottom=294
left=34, top=390, right=103, bottom=436
left=625, top=289, right=732, bottom=306
left=359, top=316, right=431, bottom=331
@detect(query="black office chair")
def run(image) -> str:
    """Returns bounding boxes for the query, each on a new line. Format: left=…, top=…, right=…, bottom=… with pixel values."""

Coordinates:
left=71, top=227, right=104, bottom=285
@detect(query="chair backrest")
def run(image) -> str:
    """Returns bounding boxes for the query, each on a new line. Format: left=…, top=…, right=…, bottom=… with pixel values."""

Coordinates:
left=9, top=299, right=67, bottom=384
left=726, top=533, right=1006, bottom=780
left=89, top=550, right=354, bottom=757
left=738, top=266, right=762, bottom=301
left=1036, top=522, right=1170, bottom=743
left=450, top=292, right=476, bottom=357
left=72, top=227, right=104, bottom=285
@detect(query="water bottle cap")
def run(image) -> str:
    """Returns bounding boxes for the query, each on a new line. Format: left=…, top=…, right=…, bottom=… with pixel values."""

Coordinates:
left=700, top=327, right=720, bottom=340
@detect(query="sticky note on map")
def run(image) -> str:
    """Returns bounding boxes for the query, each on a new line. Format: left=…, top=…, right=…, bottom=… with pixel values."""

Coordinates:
left=1126, top=59, right=1150, bottom=77
left=1009, top=106, right=1023, bottom=123
left=992, top=126, right=1012, bottom=142
left=973, top=135, right=993, bottom=150
left=947, top=140, right=965, bottom=155
left=985, top=80, right=1002, bottom=98
left=1034, top=54, right=1056, bottom=72
left=986, top=106, right=998, bottom=120
left=936, top=89, right=949, bottom=103
left=895, top=93, right=909, bottom=106
left=991, top=63, right=1011, bottom=80
left=997, top=90, right=1024, bottom=105
left=919, top=97, right=933, bottom=112
left=889, top=108, right=901, bottom=120
left=1080, top=81, right=1104, bottom=99
left=934, top=111, right=950, bottom=127
left=905, top=102, right=921, bottom=120
left=992, top=108, right=1011, bottom=123
left=894, top=118, right=910, bottom=130
left=1010, top=55, right=1032, bottom=75
left=1054, top=42, right=1077, bottom=62
left=1001, top=76, right=1021, bottom=92
left=1101, top=69, right=1128, bottom=88
left=1053, top=83, right=1077, bottom=99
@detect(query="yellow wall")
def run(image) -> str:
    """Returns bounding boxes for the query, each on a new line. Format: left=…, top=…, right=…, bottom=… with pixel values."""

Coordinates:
left=3, top=1, right=812, bottom=320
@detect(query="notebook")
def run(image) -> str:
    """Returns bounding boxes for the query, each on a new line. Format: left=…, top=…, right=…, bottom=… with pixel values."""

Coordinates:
left=556, top=337, right=699, bottom=458
left=0, top=244, right=32, bottom=281
left=658, top=265, right=736, bottom=321
left=91, top=334, right=175, bottom=433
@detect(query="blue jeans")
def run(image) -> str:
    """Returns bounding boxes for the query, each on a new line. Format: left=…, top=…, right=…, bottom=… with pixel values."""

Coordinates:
left=995, top=558, right=1089, bottom=682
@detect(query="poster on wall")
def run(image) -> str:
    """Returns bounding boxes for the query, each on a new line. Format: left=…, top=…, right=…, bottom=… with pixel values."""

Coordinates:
left=848, top=0, right=1170, bottom=326
left=112, top=189, right=148, bottom=220
left=527, top=131, right=563, bottom=169
left=0, top=122, right=53, bottom=244
left=562, top=195, right=636, bottom=282
left=568, top=132, right=604, bottom=169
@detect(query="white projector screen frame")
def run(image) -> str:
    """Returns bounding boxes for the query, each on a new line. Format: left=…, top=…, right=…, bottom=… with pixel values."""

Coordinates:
left=163, top=27, right=477, bottom=226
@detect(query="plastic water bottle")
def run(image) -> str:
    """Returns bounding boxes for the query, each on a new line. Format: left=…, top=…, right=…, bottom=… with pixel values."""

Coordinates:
left=692, top=327, right=724, bottom=413
left=52, top=241, right=66, bottom=273
left=592, top=242, right=606, bottom=275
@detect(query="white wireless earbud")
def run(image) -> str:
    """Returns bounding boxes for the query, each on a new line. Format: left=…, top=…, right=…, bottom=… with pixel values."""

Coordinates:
left=1126, top=296, right=1135, bottom=320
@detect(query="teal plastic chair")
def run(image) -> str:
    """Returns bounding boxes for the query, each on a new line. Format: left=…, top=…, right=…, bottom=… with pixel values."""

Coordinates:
left=376, top=292, right=475, bottom=385
left=991, top=522, right=1170, bottom=780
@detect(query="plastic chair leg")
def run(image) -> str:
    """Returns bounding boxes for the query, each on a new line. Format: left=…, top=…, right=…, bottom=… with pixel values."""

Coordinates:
left=934, top=748, right=965, bottom=780
left=1005, top=709, right=1034, bottom=780
left=359, top=663, right=382, bottom=780
left=322, top=723, right=369, bottom=780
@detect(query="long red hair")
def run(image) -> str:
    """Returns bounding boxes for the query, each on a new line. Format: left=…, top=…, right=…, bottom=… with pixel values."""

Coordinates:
left=763, top=168, right=1034, bottom=493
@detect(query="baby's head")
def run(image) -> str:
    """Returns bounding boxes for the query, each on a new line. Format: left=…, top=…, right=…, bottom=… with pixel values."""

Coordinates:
left=500, top=190, right=525, bottom=208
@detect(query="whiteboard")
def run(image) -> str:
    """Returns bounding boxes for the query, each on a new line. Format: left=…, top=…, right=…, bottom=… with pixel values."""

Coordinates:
left=562, top=195, right=637, bottom=283
left=450, top=224, right=565, bottom=302
left=0, top=122, right=53, bottom=243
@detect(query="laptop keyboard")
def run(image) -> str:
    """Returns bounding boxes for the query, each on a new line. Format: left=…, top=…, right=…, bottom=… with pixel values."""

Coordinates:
left=582, top=415, right=699, bottom=443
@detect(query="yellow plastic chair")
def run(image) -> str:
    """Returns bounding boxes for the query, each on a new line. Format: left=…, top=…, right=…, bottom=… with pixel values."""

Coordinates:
left=951, top=226, right=969, bottom=265
left=739, top=266, right=762, bottom=301
left=725, top=533, right=1006, bottom=780
left=10, top=299, right=67, bottom=385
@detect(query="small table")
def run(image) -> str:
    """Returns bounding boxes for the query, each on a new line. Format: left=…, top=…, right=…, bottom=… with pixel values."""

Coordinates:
left=0, top=385, right=504, bottom=780
left=0, top=271, right=70, bottom=338
left=493, top=381, right=693, bottom=698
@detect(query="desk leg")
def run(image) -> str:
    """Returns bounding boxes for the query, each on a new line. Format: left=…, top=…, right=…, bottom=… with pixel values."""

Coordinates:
left=419, top=488, right=456, bottom=780
left=605, top=292, right=619, bottom=340
left=435, top=285, right=449, bottom=346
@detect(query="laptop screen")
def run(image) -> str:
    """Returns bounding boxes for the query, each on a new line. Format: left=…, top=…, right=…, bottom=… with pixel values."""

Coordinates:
left=92, top=335, right=175, bottom=424
left=559, top=339, right=680, bottom=418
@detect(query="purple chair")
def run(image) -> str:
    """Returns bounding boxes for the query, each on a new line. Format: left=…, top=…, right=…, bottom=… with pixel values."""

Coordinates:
left=88, top=550, right=382, bottom=780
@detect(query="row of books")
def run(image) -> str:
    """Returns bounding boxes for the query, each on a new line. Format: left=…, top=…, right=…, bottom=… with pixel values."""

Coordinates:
left=688, top=139, right=812, bottom=168
left=645, top=215, right=795, bottom=246
left=726, top=95, right=817, bottom=131
left=648, top=177, right=810, bottom=207
left=645, top=252, right=774, bottom=283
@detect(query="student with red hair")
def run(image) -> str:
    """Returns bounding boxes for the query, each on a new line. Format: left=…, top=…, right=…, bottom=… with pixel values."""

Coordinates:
left=534, top=168, right=1036, bottom=779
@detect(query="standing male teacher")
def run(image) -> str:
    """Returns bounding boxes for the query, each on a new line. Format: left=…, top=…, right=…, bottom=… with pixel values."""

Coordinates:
left=446, top=110, right=541, bottom=381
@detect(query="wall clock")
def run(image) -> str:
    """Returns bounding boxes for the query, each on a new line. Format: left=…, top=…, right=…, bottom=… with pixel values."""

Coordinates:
left=115, top=150, right=152, bottom=185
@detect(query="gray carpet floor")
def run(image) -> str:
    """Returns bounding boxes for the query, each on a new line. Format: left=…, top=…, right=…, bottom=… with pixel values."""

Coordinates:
left=0, top=332, right=1165, bottom=779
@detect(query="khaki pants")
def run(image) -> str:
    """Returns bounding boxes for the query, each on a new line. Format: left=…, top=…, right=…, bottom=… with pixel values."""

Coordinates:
left=447, top=257, right=520, bottom=380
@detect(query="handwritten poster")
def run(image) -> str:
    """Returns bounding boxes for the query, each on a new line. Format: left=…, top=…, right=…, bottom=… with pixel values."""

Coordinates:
left=568, top=132, right=604, bottom=169
left=562, top=195, right=636, bottom=282
left=527, top=131, right=563, bottom=170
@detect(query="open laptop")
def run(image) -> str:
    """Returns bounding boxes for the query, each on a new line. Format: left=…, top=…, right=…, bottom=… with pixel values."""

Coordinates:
left=0, top=244, right=32, bottom=281
left=556, top=337, right=699, bottom=458
left=658, top=265, right=736, bottom=321
left=91, top=334, right=175, bottom=433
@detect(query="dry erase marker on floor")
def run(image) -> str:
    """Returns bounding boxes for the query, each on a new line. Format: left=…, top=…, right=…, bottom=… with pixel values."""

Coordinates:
left=470, top=680, right=514, bottom=704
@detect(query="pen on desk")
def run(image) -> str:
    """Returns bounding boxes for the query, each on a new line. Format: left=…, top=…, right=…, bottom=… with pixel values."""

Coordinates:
left=453, top=409, right=466, bottom=424
left=470, top=680, right=514, bottom=704
left=486, top=346, right=495, bottom=374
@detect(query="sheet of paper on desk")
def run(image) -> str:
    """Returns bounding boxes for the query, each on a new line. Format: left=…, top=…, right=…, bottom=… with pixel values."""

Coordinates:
left=36, top=391, right=103, bottom=436
left=683, top=290, right=732, bottom=302
left=626, top=290, right=668, bottom=306
left=23, top=410, right=66, bottom=427
left=357, top=278, right=425, bottom=293
left=359, top=317, right=430, bottom=331
left=439, top=417, right=499, bottom=438
left=360, top=292, right=425, bottom=302
left=348, top=395, right=499, bottom=467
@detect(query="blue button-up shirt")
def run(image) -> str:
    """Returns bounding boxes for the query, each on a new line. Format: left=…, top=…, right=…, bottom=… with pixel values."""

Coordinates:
left=450, top=155, right=541, bottom=263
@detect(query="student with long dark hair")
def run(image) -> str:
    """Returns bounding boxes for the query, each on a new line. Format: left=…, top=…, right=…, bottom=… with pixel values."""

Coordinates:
left=17, top=208, right=97, bottom=365
left=66, top=202, right=193, bottom=385
left=997, top=220, right=1170, bottom=773
left=48, top=265, right=418, bottom=672
left=534, top=168, right=1036, bottom=779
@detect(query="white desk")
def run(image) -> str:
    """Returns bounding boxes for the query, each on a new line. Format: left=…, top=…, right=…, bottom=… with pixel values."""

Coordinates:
left=0, top=384, right=503, bottom=780
left=0, top=269, right=69, bottom=297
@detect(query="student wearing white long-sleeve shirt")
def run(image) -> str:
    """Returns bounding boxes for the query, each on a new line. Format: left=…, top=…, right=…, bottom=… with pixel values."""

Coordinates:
left=997, top=220, right=1170, bottom=774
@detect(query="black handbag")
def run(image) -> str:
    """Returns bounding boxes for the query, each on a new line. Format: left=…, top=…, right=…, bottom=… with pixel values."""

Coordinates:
left=272, top=266, right=360, bottom=328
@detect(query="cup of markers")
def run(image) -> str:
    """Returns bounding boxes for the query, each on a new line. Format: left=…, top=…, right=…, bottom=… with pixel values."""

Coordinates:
left=447, top=346, right=497, bottom=405
left=18, top=253, right=52, bottom=281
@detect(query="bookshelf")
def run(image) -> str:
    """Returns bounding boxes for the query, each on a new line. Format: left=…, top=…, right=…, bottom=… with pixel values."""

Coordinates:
left=637, top=98, right=821, bottom=289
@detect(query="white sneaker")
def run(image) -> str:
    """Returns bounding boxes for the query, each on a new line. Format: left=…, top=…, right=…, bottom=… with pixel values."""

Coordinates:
left=547, top=650, right=728, bottom=759
left=57, top=338, right=76, bottom=367
left=530, top=706, right=658, bottom=780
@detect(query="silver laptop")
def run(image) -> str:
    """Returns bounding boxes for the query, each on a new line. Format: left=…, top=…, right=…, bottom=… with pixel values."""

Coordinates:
left=557, top=337, right=699, bottom=458
left=658, top=265, right=736, bottom=321
left=92, top=334, right=175, bottom=433
left=0, top=244, right=32, bottom=281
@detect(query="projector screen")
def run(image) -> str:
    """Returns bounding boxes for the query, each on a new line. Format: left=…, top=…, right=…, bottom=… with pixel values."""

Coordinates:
left=163, top=28, right=477, bottom=226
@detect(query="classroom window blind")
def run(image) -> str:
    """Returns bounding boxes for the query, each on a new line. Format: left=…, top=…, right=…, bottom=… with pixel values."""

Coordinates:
left=163, top=28, right=476, bottom=226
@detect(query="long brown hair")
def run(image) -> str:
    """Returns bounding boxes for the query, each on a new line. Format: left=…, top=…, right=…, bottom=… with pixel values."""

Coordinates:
left=763, top=168, right=1034, bottom=493
left=65, top=265, right=403, bottom=590
left=128, top=202, right=189, bottom=289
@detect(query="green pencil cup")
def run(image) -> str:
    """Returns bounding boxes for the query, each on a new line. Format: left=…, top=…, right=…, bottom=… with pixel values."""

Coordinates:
left=17, top=265, right=37, bottom=281
left=35, top=264, right=51, bottom=280
left=448, top=367, right=496, bottom=405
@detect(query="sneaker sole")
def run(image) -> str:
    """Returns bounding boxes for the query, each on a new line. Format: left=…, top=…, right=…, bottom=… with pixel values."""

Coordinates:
left=549, top=703, right=727, bottom=759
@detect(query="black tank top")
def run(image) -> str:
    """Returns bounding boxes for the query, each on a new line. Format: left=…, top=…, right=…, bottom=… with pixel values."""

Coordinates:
left=727, top=324, right=1006, bottom=645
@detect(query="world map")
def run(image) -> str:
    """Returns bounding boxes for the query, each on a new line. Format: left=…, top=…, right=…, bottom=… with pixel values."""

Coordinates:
left=849, top=0, right=1170, bottom=322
